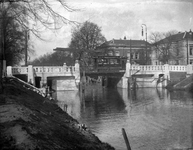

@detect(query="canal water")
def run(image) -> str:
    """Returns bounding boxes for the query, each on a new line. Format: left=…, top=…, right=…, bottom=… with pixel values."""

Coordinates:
left=52, top=85, right=193, bottom=150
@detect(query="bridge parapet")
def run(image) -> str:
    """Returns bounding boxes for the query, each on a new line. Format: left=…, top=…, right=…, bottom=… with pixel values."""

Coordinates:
left=120, top=62, right=193, bottom=88
left=33, top=66, right=76, bottom=74
left=8, top=64, right=77, bottom=76
left=12, top=66, right=28, bottom=74
left=129, top=64, right=192, bottom=74
left=7, top=61, right=80, bottom=87
left=131, top=65, right=166, bottom=71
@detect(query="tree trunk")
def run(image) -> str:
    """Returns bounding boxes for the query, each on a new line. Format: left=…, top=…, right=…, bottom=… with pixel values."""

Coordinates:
left=0, top=12, right=3, bottom=94
left=0, top=60, right=3, bottom=94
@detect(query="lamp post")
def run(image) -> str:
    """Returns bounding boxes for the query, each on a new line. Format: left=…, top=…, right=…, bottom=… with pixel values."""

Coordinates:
left=185, top=30, right=193, bottom=65
left=141, top=24, right=147, bottom=65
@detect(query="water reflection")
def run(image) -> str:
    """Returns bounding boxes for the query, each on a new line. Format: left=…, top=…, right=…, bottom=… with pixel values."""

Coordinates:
left=52, top=91, right=81, bottom=119
left=53, top=86, right=193, bottom=150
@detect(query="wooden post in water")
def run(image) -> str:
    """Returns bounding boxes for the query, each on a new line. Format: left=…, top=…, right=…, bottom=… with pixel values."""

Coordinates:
left=122, top=128, right=132, bottom=150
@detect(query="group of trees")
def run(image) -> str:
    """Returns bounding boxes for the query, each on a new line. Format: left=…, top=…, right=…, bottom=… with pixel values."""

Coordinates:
left=149, top=30, right=184, bottom=65
left=0, top=0, right=77, bottom=92
left=30, top=21, right=106, bottom=69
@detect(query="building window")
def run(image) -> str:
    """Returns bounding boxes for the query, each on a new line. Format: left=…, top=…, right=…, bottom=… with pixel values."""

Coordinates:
left=115, top=51, right=120, bottom=56
left=189, top=45, right=193, bottom=55
left=135, top=52, right=139, bottom=59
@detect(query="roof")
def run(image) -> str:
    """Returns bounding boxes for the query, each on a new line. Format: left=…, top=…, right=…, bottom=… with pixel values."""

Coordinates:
left=155, top=30, right=193, bottom=44
left=53, top=47, right=78, bottom=52
left=53, top=47, right=90, bottom=52
left=97, top=39, right=150, bottom=49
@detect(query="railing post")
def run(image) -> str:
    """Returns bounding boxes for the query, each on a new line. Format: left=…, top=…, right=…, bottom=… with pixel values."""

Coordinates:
left=75, top=60, right=79, bottom=72
left=187, top=64, right=193, bottom=75
left=164, top=64, right=170, bottom=81
left=74, top=60, right=80, bottom=86
left=125, top=59, right=131, bottom=77
left=63, top=63, right=67, bottom=72
left=7, top=66, right=12, bottom=77
left=28, top=65, right=35, bottom=86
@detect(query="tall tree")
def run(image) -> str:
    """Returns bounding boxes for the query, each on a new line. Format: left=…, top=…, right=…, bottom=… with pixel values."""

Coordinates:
left=68, top=21, right=106, bottom=68
left=3, top=10, right=32, bottom=66
left=0, top=0, right=77, bottom=93
left=149, top=30, right=184, bottom=65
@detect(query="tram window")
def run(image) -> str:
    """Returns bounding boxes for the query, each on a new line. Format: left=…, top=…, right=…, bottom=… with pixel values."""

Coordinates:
left=127, top=52, right=130, bottom=58
left=109, top=59, right=118, bottom=64
left=115, top=51, right=120, bottom=56
left=108, top=51, right=113, bottom=56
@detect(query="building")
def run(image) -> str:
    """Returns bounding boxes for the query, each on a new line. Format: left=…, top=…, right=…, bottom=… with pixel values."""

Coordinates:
left=151, top=31, right=193, bottom=65
left=96, top=38, right=151, bottom=65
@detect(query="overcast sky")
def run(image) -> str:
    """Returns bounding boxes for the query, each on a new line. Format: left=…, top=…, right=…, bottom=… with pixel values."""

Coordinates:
left=31, top=0, right=193, bottom=59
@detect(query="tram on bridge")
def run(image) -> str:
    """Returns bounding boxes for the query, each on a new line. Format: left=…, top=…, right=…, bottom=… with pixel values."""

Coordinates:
left=86, top=56, right=127, bottom=73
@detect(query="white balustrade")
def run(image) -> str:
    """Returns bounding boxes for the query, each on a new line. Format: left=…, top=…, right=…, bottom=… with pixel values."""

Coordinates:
left=10, top=66, right=76, bottom=75
left=12, top=67, right=28, bottom=74
left=130, top=65, right=190, bottom=72
left=131, top=65, right=165, bottom=71
left=33, top=66, right=68, bottom=73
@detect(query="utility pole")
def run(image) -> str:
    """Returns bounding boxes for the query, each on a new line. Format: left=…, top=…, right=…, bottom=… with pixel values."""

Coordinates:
left=0, top=0, right=5, bottom=93
left=141, top=24, right=147, bottom=65
left=25, top=30, right=28, bottom=66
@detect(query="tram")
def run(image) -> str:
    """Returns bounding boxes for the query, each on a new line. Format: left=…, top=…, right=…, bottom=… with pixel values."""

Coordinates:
left=92, top=56, right=127, bottom=72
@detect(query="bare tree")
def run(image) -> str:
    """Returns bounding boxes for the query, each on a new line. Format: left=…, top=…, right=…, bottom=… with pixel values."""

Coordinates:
left=149, top=30, right=184, bottom=65
left=0, top=0, right=77, bottom=93
left=69, top=21, right=106, bottom=69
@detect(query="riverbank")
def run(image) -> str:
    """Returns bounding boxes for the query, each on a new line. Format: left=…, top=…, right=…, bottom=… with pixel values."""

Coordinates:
left=0, top=77, right=115, bottom=150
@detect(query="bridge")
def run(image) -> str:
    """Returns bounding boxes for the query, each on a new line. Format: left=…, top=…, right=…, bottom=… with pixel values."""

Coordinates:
left=121, top=60, right=193, bottom=88
left=6, top=58, right=193, bottom=90
left=6, top=60, right=80, bottom=91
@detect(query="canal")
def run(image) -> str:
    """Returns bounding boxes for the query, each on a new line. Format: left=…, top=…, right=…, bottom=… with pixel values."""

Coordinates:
left=52, top=85, right=193, bottom=150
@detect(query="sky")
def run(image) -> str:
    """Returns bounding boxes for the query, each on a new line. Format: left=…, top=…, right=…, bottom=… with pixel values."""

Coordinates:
left=31, top=0, right=193, bottom=60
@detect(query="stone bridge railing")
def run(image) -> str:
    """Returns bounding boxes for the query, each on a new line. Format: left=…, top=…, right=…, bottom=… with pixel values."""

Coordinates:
left=127, top=63, right=193, bottom=77
left=7, top=61, right=80, bottom=86
left=10, top=65, right=77, bottom=75
left=119, top=61, right=193, bottom=89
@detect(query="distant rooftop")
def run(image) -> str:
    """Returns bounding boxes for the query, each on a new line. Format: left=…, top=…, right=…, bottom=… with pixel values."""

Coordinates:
left=156, top=30, right=193, bottom=44
left=97, top=39, right=150, bottom=49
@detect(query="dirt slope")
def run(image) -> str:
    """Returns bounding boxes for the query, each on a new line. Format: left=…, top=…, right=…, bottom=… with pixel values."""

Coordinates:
left=0, top=77, right=115, bottom=150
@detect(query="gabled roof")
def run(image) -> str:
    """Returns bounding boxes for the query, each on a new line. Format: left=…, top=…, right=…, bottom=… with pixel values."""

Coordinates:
left=155, top=31, right=193, bottom=44
left=97, top=39, right=150, bottom=49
